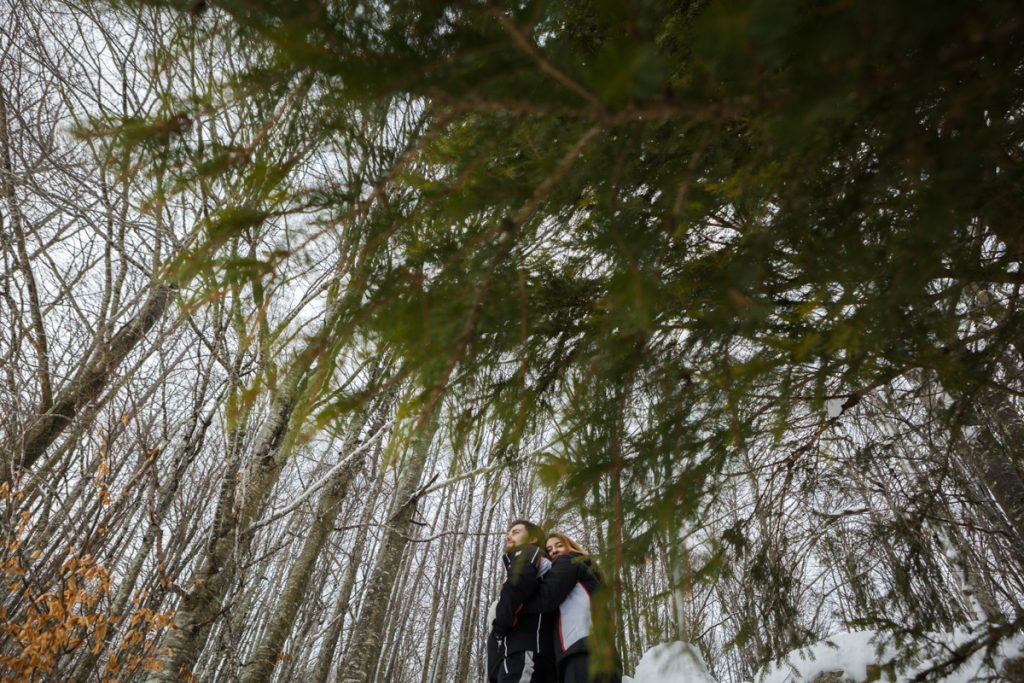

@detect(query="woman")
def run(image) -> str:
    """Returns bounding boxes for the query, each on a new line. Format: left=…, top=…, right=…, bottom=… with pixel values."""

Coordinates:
left=522, top=533, right=621, bottom=683
left=545, top=532, right=588, bottom=561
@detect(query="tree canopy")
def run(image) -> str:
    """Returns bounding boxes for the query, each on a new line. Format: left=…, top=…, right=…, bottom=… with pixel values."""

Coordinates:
left=113, top=0, right=1024, bottom=558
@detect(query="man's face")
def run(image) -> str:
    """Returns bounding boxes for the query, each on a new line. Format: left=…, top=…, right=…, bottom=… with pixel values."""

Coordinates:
left=504, top=523, right=529, bottom=551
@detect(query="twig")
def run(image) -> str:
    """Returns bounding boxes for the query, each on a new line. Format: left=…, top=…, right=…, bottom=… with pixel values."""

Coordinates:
left=245, top=417, right=395, bottom=533
left=492, top=11, right=601, bottom=108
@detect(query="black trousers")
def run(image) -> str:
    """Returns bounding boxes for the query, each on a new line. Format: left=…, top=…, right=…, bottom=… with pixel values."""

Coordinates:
left=497, top=650, right=558, bottom=683
left=560, top=653, right=622, bottom=683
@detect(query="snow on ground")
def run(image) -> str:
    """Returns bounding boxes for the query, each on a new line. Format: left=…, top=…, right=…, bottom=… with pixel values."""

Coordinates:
left=754, top=627, right=1024, bottom=683
left=625, top=641, right=717, bottom=683
left=626, top=627, right=1024, bottom=683
left=755, top=630, right=894, bottom=683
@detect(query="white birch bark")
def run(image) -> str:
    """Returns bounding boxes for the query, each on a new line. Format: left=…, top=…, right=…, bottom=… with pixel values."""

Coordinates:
left=336, top=410, right=438, bottom=683
left=311, top=464, right=385, bottom=682
left=145, top=362, right=306, bottom=681
left=239, top=391, right=392, bottom=683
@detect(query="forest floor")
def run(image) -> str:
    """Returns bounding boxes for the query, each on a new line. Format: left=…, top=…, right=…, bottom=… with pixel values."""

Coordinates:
left=627, top=629, right=1024, bottom=683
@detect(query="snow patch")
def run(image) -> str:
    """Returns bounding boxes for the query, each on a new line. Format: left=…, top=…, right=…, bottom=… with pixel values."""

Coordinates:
left=753, top=628, right=1024, bottom=683
left=756, top=631, right=893, bottom=683
left=825, top=398, right=845, bottom=418
left=626, top=641, right=717, bottom=683
left=624, top=629, right=1024, bottom=683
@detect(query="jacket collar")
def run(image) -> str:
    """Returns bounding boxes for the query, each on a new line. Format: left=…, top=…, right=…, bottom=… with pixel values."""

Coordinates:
left=502, top=543, right=541, bottom=567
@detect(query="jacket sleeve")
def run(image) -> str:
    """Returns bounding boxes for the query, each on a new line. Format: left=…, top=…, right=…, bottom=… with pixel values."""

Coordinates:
left=492, top=545, right=543, bottom=636
left=521, top=554, right=578, bottom=614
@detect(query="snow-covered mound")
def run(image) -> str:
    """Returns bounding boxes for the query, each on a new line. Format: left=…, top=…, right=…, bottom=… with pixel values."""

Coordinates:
left=625, top=641, right=717, bottom=683
left=624, top=628, right=1024, bottom=683
left=755, top=631, right=895, bottom=683
left=754, top=627, right=1024, bottom=683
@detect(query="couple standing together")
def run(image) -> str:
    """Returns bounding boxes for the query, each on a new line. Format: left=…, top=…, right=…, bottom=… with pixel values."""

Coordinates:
left=486, top=519, right=622, bottom=683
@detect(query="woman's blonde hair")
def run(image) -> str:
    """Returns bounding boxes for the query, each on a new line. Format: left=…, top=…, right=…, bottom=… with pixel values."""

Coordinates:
left=546, top=532, right=589, bottom=555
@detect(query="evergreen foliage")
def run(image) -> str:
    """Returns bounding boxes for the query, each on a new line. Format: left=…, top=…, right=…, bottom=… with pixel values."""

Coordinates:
left=114, top=0, right=1024, bottom=561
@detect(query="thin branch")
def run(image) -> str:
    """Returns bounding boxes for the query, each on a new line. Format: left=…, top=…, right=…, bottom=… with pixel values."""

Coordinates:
left=245, top=416, right=395, bottom=533
left=492, top=10, right=601, bottom=108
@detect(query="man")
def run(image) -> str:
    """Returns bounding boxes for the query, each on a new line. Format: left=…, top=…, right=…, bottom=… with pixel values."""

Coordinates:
left=487, top=519, right=557, bottom=683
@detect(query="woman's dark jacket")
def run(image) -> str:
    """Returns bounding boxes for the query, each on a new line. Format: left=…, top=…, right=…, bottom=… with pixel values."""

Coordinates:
left=522, top=552, right=601, bottom=663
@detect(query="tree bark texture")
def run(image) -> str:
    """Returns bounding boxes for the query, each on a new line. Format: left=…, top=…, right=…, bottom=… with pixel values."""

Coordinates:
left=12, top=283, right=176, bottom=477
left=239, top=393, right=391, bottom=683
left=337, top=412, right=438, bottom=683
left=145, top=366, right=305, bottom=682
left=969, top=402, right=1024, bottom=554
left=311, top=464, right=385, bottom=682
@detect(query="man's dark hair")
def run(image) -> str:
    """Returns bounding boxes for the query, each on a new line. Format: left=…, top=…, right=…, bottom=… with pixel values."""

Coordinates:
left=508, top=518, right=545, bottom=546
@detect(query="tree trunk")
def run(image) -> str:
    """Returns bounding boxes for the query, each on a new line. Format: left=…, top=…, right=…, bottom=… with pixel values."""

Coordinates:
left=70, top=401, right=215, bottom=681
left=337, top=410, right=438, bottom=683
left=239, top=393, right=391, bottom=683
left=966, top=396, right=1024, bottom=554
left=311, top=463, right=385, bottom=682
left=453, top=487, right=496, bottom=683
left=0, top=83, right=50, bottom=415
left=145, top=354, right=308, bottom=682
left=11, top=282, right=176, bottom=478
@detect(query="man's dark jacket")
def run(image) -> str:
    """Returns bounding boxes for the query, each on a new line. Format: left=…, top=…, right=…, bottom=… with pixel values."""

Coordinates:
left=487, top=544, right=554, bottom=680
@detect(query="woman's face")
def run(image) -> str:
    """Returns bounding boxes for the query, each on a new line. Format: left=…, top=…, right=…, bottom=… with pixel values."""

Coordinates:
left=546, top=536, right=567, bottom=560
